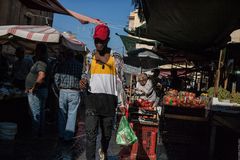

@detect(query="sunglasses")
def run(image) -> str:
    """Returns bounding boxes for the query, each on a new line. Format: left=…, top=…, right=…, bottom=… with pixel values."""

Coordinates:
left=94, top=39, right=107, bottom=44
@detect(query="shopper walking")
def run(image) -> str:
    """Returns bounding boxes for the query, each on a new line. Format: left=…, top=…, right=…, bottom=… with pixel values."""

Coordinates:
left=80, top=24, right=125, bottom=160
left=54, top=49, right=83, bottom=141
left=25, top=43, right=49, bottom=137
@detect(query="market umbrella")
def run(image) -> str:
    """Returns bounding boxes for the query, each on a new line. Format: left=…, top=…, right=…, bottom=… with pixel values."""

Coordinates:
left=123, top=48, right=167, bottom=72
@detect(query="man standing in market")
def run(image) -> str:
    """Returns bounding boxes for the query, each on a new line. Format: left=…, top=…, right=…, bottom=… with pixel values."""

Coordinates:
left=80, top=24, right=125, bottom=160
left=0, top=44, right=8, bottom=81
left=54, top=49, right=82, bottom=142
left=25, top=43, right=49, bottom=137
left=150, top=69, right=165, bottom=99
left=13, top=47, right=33, bottom=90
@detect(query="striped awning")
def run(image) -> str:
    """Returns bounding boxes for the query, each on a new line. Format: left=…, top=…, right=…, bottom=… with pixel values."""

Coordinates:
left=0, top=25, right=60, bottom=43
left=0, top=25, right=88, bottom=52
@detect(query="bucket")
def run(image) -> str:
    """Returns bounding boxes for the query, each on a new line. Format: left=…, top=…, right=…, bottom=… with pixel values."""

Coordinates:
left=0, top=122, right=18, bottom=140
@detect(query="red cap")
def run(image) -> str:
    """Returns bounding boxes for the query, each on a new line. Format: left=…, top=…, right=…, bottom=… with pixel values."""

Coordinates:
left=93, top=24, right=110, bottom=41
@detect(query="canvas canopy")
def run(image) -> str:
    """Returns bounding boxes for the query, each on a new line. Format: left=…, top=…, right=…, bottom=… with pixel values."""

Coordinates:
left=0, top=25, right=88, bottom=53
left=19, top=0, right=104, bottom=25
left=124, top=48, right=166, bottom=69
left=117, top=33, right=159, bottom=51
left=133, top=0, right=240, bottom=52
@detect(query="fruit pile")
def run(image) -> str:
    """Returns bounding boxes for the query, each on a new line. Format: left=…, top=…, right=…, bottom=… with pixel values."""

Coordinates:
left=207, top=86, right=240, bottom=106
left=163, top=89, right=208, bottom=108
left=207, top=86, right=231, bottom=101
left=134, top=98, right=154, bottom=110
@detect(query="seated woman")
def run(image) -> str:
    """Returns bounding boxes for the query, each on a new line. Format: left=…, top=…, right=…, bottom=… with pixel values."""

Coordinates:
left=135, top=73, right=159, bottom=107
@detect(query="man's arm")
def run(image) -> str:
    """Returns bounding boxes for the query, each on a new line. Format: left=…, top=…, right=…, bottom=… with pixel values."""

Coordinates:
left=95, top=52, right=114, bottom=68
left=80, top=54, right=91, bottom=90
left=114, top=54, right=127, bottom=113
left=144, top=80, right=154, bottom=96
left=28, top=71, right=46, bottom=93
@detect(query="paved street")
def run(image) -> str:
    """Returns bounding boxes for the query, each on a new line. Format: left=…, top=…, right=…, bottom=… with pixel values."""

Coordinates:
left=0, top=120, right=123, bottom=160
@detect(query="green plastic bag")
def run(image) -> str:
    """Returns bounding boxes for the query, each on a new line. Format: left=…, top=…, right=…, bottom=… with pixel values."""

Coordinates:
left=116, top=116, right=138, bottom=145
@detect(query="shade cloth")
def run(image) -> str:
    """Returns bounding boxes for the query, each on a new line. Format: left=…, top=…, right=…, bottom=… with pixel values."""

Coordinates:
left=133, top=0, right=240, bottom=51
left=123, top=48, right=166, bottom=70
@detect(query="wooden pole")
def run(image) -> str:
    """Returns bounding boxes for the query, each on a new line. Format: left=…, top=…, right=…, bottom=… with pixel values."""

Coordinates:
left=194, top=71, right=198, bottom=91
left=214, top=49, right=225, bottom=97
left=224, top=78, right=228, bottom=90
left=185, top=61, right=187, bottom=90
left=200, top=71, right=203, bottom=91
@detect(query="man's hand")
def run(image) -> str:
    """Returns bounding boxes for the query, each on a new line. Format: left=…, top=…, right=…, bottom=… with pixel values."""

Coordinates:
left=119, top=104, right=126, bottom=114
left=80, top=78, right=87, bottom=90
left=25, top=87, right=35, bottom=94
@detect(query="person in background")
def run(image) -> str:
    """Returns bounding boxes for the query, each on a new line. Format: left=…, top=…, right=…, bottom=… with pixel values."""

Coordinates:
left=54, top=49, right=83, bottom=142
left=45, top=52, right=65, bottom=125
left=0, top=44, right=8, bottom=81
left=135, top=73, right=158, bottom=106
left=80, top=24, right=125, bottom=160
left=150, top=69, right=164, bottom=99
left=170, top=69, right=182, bottom=90
left=25, top=43, right=49, bottom=137
left=12, top=47, right=33, bottom=90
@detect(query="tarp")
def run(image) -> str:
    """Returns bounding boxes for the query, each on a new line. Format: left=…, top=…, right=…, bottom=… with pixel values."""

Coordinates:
left=117, top=33, right=159, bottom=51
left=0, top=25, right=88, bottom=53
left=133, top=0, right=240, bottom=51
left=124, top=64, right=150, bottom=74
left=19, top=0, right=104, bottom=24
left=123, top=48, right=167, bottom=72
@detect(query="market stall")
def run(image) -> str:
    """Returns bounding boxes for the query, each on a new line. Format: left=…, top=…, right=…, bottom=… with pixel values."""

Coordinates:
left=126, top=1, right=240, bottom=159
left=119, top=48, right=167, bottom=159
left=0, top=25, right=89, bottom=134
left=0, top=24, right=88, bottom=99
left=120, top=47, right=240, bottom=159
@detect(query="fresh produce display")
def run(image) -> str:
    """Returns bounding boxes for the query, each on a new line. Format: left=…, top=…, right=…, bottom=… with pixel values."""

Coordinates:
left=230, top=92, right=240, bottom=105
left=163, top=90, right=208, bottom=108
left=178, top=91, right=196, bottom=98
left=166, top=89, right=178, bottom=96
left=163, top=95, right=178, bottom=106
left=207, top=86, right=231, bottom=101
left=192, top=97, right=208, bottom=108
left=135, top=98, right=154, bottom=110
left=178, top=91, right=196, bottom=107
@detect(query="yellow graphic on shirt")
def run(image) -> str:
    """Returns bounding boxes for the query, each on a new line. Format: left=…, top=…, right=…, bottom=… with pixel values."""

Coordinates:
left=90, top=55, right=116, bottom=75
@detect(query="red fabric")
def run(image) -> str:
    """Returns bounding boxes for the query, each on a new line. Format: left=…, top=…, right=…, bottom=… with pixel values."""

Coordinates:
left=19, top=0, right=104, bottom=24
left=93, top=24, right=110, bottom=40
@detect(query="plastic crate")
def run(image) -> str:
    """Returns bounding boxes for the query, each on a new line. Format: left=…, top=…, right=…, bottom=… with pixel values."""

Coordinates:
left=130, top=123, right=158, bottom=160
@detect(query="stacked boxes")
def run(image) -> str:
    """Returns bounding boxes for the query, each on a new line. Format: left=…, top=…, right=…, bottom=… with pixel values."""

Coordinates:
left=119, top=102, right=160, bottom=159
left=130, top=123, right=158, bottom=160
